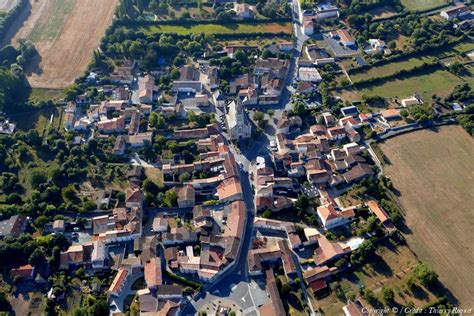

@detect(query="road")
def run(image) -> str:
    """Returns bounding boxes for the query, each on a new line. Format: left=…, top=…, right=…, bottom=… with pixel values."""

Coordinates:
left=182, top=1, right=312, bottom=313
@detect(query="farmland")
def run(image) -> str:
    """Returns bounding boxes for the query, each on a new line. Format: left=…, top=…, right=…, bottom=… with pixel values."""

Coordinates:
left=358, top=69, right=466, bottom=99
left=380, top=126, right=474, bottom=307
left=9, top=0, right=119, bottom=89
left=139, top=22, right=292, bottom=35
left=401, top=0, right=448, bottom=11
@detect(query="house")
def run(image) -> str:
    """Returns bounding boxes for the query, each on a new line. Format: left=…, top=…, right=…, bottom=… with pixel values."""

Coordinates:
left=60, top=243, right=94, bottom=269
left=52, top=220, right=65, bottom=233
left=177, top=185, right=195, bottom=208
left=401, top=94, right=423, bottom=107
left=278, top=41, right=294, bottom=51
left=144, top=257, right=162, bottom=289
left=317, top=203, right=355, bottom=230
left=226, top=97, right=252, bottom=141
left=97, top=116, right=126, bottom=134
left=342, top=163, right=374, bottom=183
left=380, top=108, right=401, bottom=121
left=315, top=4, right=339, bottom=20
left=108, top=269, right=129, bottom=297
left=298, top=66, right=322, bottom=82
left=327, top=126, right=347, bottom=141
left=259, top=268, right=286, bottom=316
left=296, top=81, right=315, bottom=94
left=366, top=200, right=396, bottom=231
left=125, top=188, right=143, bottom=208
left=224, top=45, right=258, bottom=59
left=0, top=215, right=27, bottom=238
left=10, top=264, right=35, bottom=279
left=440, top=5, right=470, bottom=21
left=91, top=240, right=106, bottom=270
left=305, top=44, right=334, bottom=65
left=313, top=234, right=351, bottom=266
left=152, top=216, right=169, bottom=233
left=343, top=300, right=370, bottom=316
left=233, top=3, right=254, bottom=18
left=336, top=29, right=356, bottom=47
left=303, top=20, right=314, bottom=35
left=365, top=39, right=386, bottom=55
left=217, top=176, right=243, bottom=203
left=138, top=74, right=158, bottom=104
left=340, top=105, right=359, bottom=118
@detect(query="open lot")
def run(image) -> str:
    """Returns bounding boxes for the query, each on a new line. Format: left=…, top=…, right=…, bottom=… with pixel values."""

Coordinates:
left=313, top=240, right=439, bottom=315
left=139, top=22, right=292, bottom=35
left=9, top=0, right=118, bottom=89
left=380, top=126, right=474, bottom=307
left=401, top=0, right=448, bottom=11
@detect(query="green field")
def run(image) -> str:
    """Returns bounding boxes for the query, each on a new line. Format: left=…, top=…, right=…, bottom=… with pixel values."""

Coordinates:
left=401, top=0, right=448, bottom=11
left=359, top=69, right=465, bottom=99
left=29, top=88, right=66, bottom=103
left=351, top=55, right=435, bottom=82
left=10, top=107, right=62, bottom=132
left=351, top=40, right=474, bottom=82
left=139, top=22, right=292, bottom=35
left=454, top=41, right=474, bottom=53
left=28, top=0, right=75, bottom=42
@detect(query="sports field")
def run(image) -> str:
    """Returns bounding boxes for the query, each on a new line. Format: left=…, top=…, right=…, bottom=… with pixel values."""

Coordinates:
left=140, top=22, right=292, bottom=35
left=9, top=0, right=118, bottom=89
left=380, top=126, right=474, bottom=307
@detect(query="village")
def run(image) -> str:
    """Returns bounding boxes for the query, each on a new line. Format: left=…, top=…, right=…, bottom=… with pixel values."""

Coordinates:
left=0, top=0, right=472, bottom=315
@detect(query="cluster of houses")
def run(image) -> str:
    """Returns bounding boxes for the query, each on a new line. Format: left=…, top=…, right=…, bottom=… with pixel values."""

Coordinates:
left=49, top=130, right=248, bottom=314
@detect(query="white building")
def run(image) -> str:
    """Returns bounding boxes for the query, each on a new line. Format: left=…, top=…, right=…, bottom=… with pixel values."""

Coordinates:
left=226, top=97, right=252, bottom=141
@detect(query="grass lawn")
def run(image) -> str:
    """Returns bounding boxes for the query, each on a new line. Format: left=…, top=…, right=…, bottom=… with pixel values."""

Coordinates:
left=351, top=56, right=434, bottom=83
left=29, top=88, right=66, bottom=103
left=139, top=22, right=292, bottom=35
left=10, top=106, right=62, bottom=132
left=401, top=0, right=448, bottom=11
left=358, top=69, right=465, bottom=99
left=28, top=0, right=76, bottom=42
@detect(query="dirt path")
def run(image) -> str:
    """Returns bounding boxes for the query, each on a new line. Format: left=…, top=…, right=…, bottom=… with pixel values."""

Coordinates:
left=381, top=126, right=474, bottom=307
left=9, top=0, right=118, bottom=89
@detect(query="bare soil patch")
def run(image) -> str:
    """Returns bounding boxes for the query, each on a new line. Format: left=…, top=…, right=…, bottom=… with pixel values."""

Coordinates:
left=380, top=126, right=474, bottom=307
left=9, top=0, right=118, bottom=89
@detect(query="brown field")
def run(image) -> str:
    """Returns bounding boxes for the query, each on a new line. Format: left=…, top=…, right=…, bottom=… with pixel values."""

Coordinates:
left=380, top=126, right=474, bottom=307
left=9, top=0, right=118, bottom=89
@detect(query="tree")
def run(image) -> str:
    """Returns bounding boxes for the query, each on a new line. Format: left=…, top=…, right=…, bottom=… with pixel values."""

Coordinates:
left=293, top=101, right=306, bottom=116
left=413, top=262, right=438, bottom=286
left=0, top=291, right=11, bottom=312
left=262, top=209, right=272, bottom=218
left=400, top=109, right=409, bottom=118
left=29, top=248, right=46, bottom=266
left=61, top=184, right=77, bottom=202
left=163, top=189, right=178, bottom=207
left=381, top=285, right=394, bottom=304
left=30, top=169, right=47, bottom=188
left=179, top=172, right=191, bottom=183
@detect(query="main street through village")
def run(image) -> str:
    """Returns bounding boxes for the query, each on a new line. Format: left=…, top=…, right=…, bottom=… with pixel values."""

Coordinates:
left=182, top=1, right=315, bottom=314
